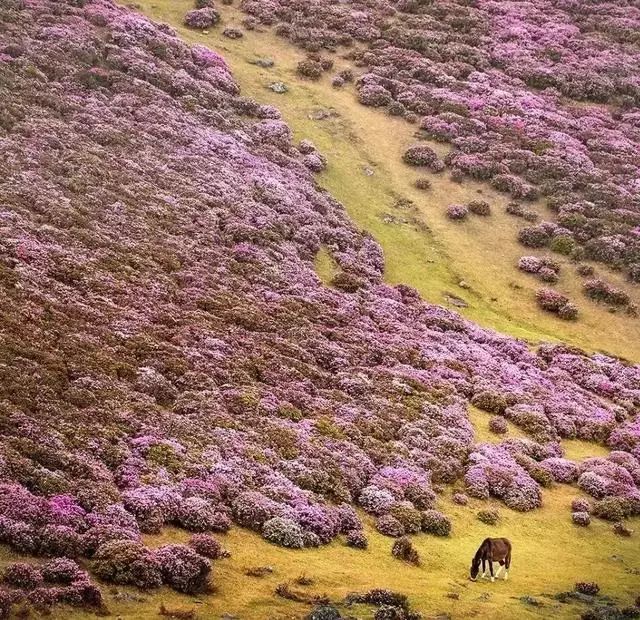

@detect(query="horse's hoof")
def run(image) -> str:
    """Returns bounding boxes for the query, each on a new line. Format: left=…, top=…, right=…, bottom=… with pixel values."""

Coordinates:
left=491, top=577, right=495, bottom=583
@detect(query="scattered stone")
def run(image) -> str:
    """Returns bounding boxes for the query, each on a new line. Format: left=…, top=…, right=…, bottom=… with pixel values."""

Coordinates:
left=444, top=293, right=468, bottom=308
left=112, top=590, right=147, bottom=602
left=458, top=280, right=470, bottom=289
left=363, top=166, right=375, bottom=176
left=446, top=592, right=460, bottom=600
left=268, top=81, right=288, bottom=94
left=381, top=213, right=409, bottom=225
left=520, top=596, right=543, bottom=607
left=249, top=57, right=274, bottom=68
left=308, top=108, right=338, bottom=121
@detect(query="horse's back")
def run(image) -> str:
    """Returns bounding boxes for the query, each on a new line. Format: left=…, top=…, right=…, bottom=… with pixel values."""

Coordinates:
left=490, top=537, right=511, bottom=558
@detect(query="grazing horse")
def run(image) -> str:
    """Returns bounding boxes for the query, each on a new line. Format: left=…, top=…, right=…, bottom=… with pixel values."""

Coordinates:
left=469, top=537, right=511, bottom=582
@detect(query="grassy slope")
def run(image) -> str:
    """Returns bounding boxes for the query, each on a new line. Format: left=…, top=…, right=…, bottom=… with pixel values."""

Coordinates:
left=7, top=470, right=639, bottom=619
left=132, top=0, right=640, bottom=360
left=4, top=2, right=634, bottom=618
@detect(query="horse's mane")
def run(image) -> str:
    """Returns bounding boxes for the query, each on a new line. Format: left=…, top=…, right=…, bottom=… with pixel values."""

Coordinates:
left=473, top=538, right=491, bottom=562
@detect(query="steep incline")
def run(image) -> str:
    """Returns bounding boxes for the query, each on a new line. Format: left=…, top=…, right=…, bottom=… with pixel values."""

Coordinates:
left=0, top=0, right=639, bottom=610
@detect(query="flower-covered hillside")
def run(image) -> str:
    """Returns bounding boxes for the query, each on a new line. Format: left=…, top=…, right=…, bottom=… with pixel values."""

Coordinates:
left=0, top=0, right=639, bottom=605
left=241, top=0, right=640, bottom=282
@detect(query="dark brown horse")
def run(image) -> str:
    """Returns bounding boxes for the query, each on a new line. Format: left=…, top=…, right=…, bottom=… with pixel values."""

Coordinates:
left=469, top=538, right=511, bottom=582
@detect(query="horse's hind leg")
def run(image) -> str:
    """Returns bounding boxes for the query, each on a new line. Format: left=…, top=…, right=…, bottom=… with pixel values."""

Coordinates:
left=504, top=551, right=511, bottom=580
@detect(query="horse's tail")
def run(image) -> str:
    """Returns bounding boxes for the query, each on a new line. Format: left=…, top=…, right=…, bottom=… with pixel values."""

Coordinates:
left=505, top=542, right=512, bottom=569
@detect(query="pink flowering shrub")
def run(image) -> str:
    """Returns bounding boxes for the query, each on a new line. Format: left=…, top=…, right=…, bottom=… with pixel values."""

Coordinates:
left=572, top=511, right=590, bottom=527
left=153, top=544, right=211, bottom=594
left=571, top=498, right=592, bottom=513
left=452, top=493, right=468, bottom=506
left=536, top=288, right=578, bottom=320
left=375, top=514, right=405, bottom=538
left=184, top=7, right=220, bottom=29
left=41, top=558, right=84, bottom=585
left=465, top=446, right=542, bottom=511
left=420, top=510, right=451, bottom=537
left=358, top=487, right=396, bottom=516
left=575, top=582, right=600, bottom=596
left=518, top=226, right=552, bottom=248
left=391, top=536, right=420, bottom=566
left=262, top=517, right=305, bottom=548
left=489, top=416, right=508, bottom=435
left=93, top=540, right=163, bottom=590
left=358, top=84, right=393, bottom=107
left=583, top=279, right=631, bottom=307
left=345, top=529, right=368, bottom=549
left=2, top=563, right=43, bottom=589
left=188, top=534, right=230, bottom=559
left=297, top=59, right=323, bottom=80
left=468, top=201, right=491, bottom=216
left=540, top=458, right=579, bottom=484
left=477, top=509, right=500, bottom=526
left=446, top=204, right=469, bottom=221
left=402, top=145, right=444, bottom=172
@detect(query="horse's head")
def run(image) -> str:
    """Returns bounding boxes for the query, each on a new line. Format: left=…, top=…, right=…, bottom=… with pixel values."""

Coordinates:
left=469, top=557, right=481, bottom=581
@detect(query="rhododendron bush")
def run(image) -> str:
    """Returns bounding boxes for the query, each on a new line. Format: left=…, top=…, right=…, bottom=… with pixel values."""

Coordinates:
left=241, top=0, right=640, bottom=279
left=0, top=0, right=639, bottom=611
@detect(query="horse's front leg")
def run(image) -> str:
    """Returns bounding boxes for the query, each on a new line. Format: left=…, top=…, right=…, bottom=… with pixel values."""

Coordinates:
left=481, top=558, right=487, bottom=579
left=489, top=561, right=495, bottom=583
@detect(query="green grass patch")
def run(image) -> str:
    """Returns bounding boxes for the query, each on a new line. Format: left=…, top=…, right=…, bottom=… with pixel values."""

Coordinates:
left=314, top=246, right=339, bottom=286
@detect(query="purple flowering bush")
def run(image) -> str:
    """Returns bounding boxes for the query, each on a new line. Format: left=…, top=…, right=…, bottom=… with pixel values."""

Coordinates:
left=402, top=145, right=444, bottom=172
left=452, top=493, right=468, bottom=506
left=188, top=534, right=230, bottom=559
left=241, top=0, right=640, bottom=281
left=572, top=511, right=591, bottom=527
left=93, top=540, right=163, bottom=590
left=540, top=458, right=579, bottom=484
left=375, top=514, right=405, bottom=538
left=446, top=204, right=469, bottom=221
left=184, top=7, right=220, bottom=29
left=262, top=517, right=305, bottom=548
left=489, top=416, right=508, bottom=435
left=391, top=536, right=420, bottom=566
left=345, top=529, right=368, bottom=549
left=153, top=544, right=212, bottom=594
left=420, top=510, right=451, bottom=537
left=571, top=498, right=592, bottom=513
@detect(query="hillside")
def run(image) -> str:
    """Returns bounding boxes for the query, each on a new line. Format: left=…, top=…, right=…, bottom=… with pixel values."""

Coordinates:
left=0, top=0, right=639, bottom=618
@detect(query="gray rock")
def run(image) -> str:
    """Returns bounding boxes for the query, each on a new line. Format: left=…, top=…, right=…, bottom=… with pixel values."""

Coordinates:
left=268, top=81, right=288, bottom=94
left=249, top=57, right=274, bottom=68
